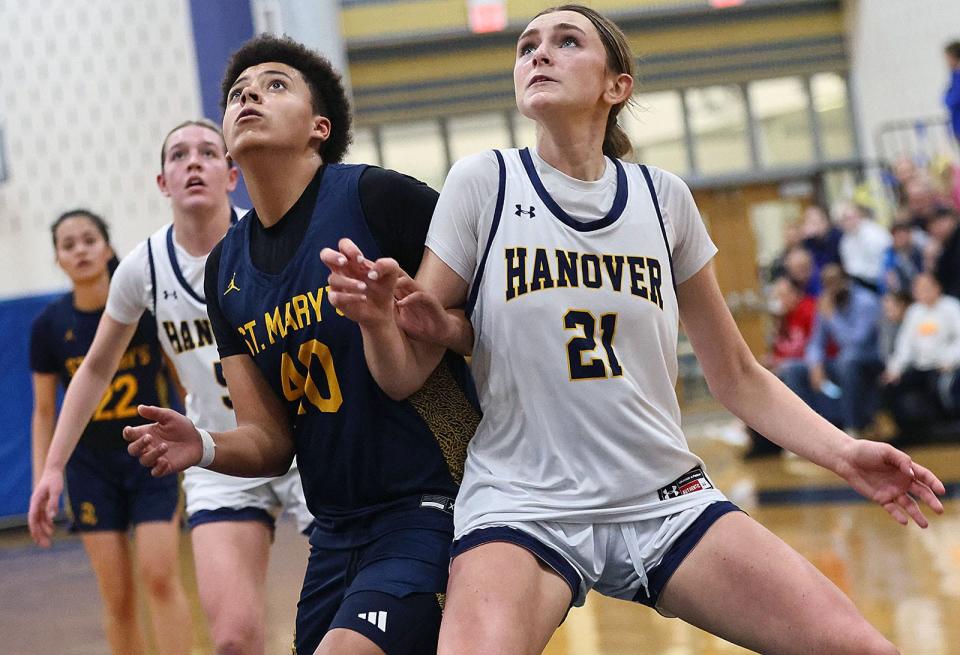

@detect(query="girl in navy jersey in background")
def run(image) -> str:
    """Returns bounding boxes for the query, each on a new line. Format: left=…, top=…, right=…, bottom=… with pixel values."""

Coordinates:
left=29, top=209, right=191, bottom=655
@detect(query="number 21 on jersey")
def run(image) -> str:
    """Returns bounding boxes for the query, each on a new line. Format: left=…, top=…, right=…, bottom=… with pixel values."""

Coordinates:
left=564, top=310, right=622, bottom=380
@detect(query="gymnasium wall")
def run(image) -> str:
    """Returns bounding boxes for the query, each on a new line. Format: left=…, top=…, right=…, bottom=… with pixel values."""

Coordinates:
left=0, top=0, right=203, bottom=298
left=846, top=0, right=960, bottom=161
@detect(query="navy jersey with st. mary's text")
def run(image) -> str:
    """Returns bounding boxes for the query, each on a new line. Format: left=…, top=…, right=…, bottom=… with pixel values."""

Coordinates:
left=213, top=163, right=478, bottom=524
left=30, top=294, right=167, bottom=450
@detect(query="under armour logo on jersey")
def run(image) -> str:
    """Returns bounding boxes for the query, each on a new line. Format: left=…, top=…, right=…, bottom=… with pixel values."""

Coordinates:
left=162, top=290, right=178, bottom=300
left=63, top=329, right=75, bottom=342
left=224, top=272, right=240, bottom=295
left=515, top=204, right=536, bottom=218
left=357, top=611, right=387, bottom=632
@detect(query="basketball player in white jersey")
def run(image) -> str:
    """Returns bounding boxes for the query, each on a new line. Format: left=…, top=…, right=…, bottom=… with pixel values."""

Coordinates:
left=29, top=120, right=312, bottom=655
left=320, top=5, right=945, bottom=654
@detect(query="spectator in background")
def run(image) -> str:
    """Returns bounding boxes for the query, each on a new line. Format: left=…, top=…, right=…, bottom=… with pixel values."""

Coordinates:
left=745, top=276, right=821, bottom=458
left=783, top=245, right=821, bottom=297
left=892, top=157, right=919, bottom=195
left=945, top=41, right=960, bottom=144
left=768, top=276, right=818, bottom=371
left=836, top=202, right=891, bottom=293
left=767, top=222, right=804, bottom=283
left=878, top=290, right=912, bottom=364
left=905, top=176, right=949, bottom=231
left=802, top=205, right=842, bottom=272
left=880, top=221, right=924, bottom=294
left=929, top=208, right=960, bottom=299
left=781, top=265, right=883, bottom=435
left=881, top=273, right=960, bottom=440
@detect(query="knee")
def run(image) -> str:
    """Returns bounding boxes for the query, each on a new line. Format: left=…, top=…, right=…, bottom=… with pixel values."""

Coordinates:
left=100, top=584, right=138, bottom=622
left=209, top=611, right=263, bottom=655
left=141, top=566, right=179, bottom=601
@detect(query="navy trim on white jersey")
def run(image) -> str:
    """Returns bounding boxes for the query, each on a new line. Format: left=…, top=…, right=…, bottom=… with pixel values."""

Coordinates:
left=639, top=164, right=677, bottom=291
left=146, top=236, right=158, bottom=314
left=166, top=225, right=206, bottom=305
left=466, top=149, right=507, bottom=320
left=164, top=208, right=239, bottom=306
left=519, top=147, right=628, bottom=232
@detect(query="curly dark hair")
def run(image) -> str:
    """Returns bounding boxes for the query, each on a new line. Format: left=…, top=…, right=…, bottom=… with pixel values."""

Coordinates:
left=220, top=35, right=352, bottom=163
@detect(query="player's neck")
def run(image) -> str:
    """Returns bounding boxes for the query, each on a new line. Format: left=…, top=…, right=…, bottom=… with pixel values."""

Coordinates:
left=242, top=151, right=322, bottom=228
left=534, top=113, right=609, bottom=181
left=172, top=201, right=233, bottom=257
left=72, top=274, right=110, bottom=312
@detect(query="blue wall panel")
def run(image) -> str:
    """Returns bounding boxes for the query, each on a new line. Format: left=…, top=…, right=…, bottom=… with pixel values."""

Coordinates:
left=0, top=293, right=60, bottom=521
left=189, top=0, right=255, bottom=208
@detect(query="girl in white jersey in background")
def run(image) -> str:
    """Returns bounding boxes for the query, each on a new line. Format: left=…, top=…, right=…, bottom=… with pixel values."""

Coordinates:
left=29, top=120, right=313, bottom=655
left=322, top=5, right=946, bottom=654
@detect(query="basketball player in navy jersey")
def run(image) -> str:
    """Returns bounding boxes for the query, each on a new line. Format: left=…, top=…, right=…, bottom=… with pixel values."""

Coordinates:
left=29, top=210, right=192, bottom=655
left=31, top=120, right=315, bottom=655
left=321, top=5, right=946, bottom=654
left=123, top=35, right=478, bottom=655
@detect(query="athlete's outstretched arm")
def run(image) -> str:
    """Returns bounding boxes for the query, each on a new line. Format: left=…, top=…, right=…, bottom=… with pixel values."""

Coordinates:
left=321, top=240, right=469, bottom=399
left=30, top=373, right=58, bottom=487
left=124, top=353, right=294, bottom=478
left=677, top=262, right=945, bottom=527
left=28, top=316, right=139, bottom=547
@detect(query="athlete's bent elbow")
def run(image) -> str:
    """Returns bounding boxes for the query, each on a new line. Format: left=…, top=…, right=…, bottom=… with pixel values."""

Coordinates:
left=382, top=384, right=414, bottom=402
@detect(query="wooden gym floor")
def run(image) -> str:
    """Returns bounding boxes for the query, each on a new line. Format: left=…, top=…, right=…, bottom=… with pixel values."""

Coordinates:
left=2, top=415, right=958, bottom=654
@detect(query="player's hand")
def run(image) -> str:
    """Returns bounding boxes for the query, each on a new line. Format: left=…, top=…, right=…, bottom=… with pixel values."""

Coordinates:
left=394, top=276, right=456, bottom=346
left=835, top=439, right=945, bottom=528
left=321, top=238, right=403, bottom=327
left=28, top=469, right=64, bottom=547
left=123, top=405, right=203, bottom=477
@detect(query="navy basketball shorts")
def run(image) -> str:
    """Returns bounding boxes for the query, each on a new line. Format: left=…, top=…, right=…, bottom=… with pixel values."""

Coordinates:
left=64, top=443, right=180, bottom=532
left=451, top=500, right=742, bottom=613
left=295, top=502, right=454, bottom=654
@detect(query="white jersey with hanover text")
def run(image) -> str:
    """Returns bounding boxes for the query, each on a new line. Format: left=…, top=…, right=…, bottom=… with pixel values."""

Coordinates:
left=107, top=219, right=312, bottom=525
left=426, top=148, right=726, bottom=536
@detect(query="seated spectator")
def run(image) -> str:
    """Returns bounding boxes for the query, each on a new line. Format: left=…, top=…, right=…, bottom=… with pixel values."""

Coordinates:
left=905, top=175, right=951, bottom=231
left=744, top=277, right=817, bottom=459
left=836, top=202, right=891, bottom=292
left=881, top=273, right=960, bottom=440
left=878, top=290, right=912, bottom=363
left=767, top=222, right=804, bottom=283
left=768, top=276, right=818, bottom=370
left=780, top=265, right=883, bottom=435
left=930, top=208, right=960, bottom=299
left=892, top=157, right=919, bottom=197
left=802, top=204, right=842, bottom=272
left=880, top=221, right=923, bottom=294
left=783, top=245, right=821, bottom=297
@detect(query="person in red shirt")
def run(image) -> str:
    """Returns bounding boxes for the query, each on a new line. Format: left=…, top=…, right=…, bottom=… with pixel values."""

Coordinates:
left=769, top=276, right=818, bottom=368
left=745, top=276, right=819, bottom=458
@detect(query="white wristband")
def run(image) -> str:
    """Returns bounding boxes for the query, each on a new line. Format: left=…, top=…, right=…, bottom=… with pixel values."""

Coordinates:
left=197, top=427, right=216, bottom=468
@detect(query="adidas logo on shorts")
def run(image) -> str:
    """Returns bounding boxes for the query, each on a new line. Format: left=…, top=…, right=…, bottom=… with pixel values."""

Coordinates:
left=357, top=610, right=388, bottom=632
